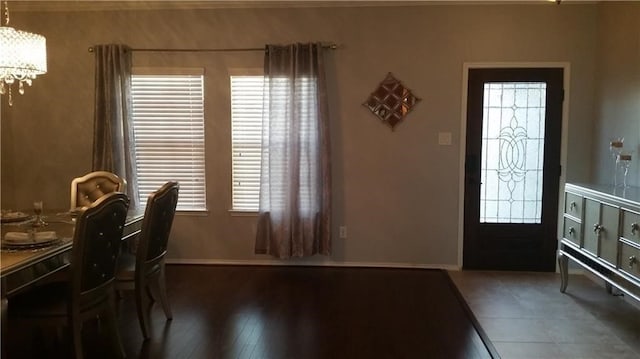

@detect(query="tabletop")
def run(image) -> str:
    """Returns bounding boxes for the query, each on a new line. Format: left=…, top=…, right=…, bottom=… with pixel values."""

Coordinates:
left=1, top=209, right=144, bottom=279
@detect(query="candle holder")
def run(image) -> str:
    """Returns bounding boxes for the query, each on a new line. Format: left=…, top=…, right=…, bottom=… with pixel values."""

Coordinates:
left=617, top=152, right=633, bottom=188
left=32, top=200, right=47, bottom=227
left=609, top=138, right=624, bottom=186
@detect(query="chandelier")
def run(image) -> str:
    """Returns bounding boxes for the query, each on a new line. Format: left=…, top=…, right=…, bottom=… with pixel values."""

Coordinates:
left=0, top=1, right=47, bottom=106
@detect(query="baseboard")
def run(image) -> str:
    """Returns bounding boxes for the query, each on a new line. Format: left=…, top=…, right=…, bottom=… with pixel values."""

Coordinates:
left=165, top=258, right=459, bottom=271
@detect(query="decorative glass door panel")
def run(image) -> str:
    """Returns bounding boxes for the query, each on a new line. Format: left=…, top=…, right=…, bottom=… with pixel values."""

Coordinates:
left=464, top=68, right=563, bottom=271
left=480, top=82, right=546, bottom=224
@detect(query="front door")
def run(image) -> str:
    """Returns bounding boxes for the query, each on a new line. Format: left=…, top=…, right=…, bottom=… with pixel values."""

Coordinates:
left=463, top=68, right=563, bottom=271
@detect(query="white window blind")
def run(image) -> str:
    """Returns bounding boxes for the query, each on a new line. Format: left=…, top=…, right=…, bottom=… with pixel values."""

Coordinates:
left=131, top=71, right=206, bottom=211
left=230, top=76, right=263, bottom=211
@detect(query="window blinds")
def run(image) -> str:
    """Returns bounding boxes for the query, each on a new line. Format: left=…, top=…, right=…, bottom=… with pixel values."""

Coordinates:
left=230, top=76, right=263, bottom=211
left=131, top=73, right=206, bottom=211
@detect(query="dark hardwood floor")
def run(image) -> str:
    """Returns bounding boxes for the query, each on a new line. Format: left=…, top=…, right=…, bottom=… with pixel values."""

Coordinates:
left=6, top=265, right=497, bottom=359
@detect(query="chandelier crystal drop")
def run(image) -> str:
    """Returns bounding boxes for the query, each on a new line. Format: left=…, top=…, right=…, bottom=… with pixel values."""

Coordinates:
left=0, top=1, right=47, bottom=105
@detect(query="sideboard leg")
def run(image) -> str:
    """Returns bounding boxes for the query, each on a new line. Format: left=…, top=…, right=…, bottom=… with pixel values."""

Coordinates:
left=605, top=283, right=624, bottom=296
left=558, top=251, right=569, bottom=293
left=605, top=282, right=613, bottom=294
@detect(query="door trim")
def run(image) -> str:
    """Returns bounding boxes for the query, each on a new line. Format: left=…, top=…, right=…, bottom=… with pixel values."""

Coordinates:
left=457, top=62, right=571, bottom=270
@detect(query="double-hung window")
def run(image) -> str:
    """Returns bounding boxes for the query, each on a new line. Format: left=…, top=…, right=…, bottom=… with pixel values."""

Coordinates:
left=230, top=75, right=264, bottom=212
left=130, top=68, right=206, bottom=211
left=229, top=74, right=319, bottom=213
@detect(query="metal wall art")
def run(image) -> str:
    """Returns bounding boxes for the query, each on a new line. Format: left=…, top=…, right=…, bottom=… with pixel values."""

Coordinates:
left=363, top=73, right=421, bottom=130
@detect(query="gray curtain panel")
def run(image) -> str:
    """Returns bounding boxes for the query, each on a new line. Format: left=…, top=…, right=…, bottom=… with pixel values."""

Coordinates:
left=92, top=44, right=140, bottom=209
left=255, top=43, right=332, bottom=258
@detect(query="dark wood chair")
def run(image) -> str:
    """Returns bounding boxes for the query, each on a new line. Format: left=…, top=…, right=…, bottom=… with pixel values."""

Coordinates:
left=70, top=171, right=127, bottom=211
left=8, top=192, right=130, bottom=359
left=115, top=181, right=179, bottom=340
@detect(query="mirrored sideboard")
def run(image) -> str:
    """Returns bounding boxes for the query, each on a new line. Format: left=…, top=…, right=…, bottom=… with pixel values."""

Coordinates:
left=558, top=183, right=640, bottom=302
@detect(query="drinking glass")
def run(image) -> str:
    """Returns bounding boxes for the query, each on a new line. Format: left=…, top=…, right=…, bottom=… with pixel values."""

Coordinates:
left=609, top=138, right=624, bottom=186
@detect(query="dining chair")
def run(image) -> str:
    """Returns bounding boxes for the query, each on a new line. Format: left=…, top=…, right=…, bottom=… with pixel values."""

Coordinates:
left=70, top=170, right=127, bottom=211
left=115, top=181, right=179, bottom=340
left=8, top=192, right=130, bottom=359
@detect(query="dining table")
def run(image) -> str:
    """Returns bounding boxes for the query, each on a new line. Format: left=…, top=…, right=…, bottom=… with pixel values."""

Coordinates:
left=0, top=207, right=144, bottom=341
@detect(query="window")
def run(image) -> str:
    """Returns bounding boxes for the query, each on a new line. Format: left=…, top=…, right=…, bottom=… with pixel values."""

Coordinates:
left=230, top=75, right=263, bottom=212
left=131, top=68, right=206, bottom=211
left=230, top=75, right=319, bottom=212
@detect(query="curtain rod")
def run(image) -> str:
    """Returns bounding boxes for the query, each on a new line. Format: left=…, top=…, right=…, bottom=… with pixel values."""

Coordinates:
left=88, top=43, right=338, bottom=53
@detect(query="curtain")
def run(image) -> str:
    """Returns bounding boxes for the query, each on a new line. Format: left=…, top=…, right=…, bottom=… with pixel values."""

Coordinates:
left=255, top=43, right=332, bottom=259
left=92, top=44, right=140, bottom=209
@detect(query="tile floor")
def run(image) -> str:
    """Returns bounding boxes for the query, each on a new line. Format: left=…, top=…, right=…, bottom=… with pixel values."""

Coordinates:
left=449, top=271, right=640, bottom=359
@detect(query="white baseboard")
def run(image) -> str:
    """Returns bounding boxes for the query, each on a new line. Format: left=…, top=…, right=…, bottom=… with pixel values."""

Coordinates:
left=165, top=258, right=459, bottom=271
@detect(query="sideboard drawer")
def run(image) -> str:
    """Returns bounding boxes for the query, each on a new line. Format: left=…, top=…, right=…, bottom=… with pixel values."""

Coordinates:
left=621, top=209, right=640, bottom=245
left=563, top=217, right=581, bottom=246
left=619, top=243, right=640, bottom=281
left=583, top=199, right=600, bottom=256
left=564, top=192, right=583, bottom=218
left=599, top=204, right=620, bottom=266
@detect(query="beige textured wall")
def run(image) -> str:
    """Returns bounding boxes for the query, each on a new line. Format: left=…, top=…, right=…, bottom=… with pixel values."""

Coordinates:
left=593, top=2, right=640, bottom=188
left=1, top=3, right=600, bottom=267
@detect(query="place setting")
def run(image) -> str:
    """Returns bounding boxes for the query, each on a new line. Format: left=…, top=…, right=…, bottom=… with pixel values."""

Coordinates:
left=2, top=231, right=62, bottom=251
left=0, top=209, right=32, bottom=224
left=1, top=201, right=64, bottom=252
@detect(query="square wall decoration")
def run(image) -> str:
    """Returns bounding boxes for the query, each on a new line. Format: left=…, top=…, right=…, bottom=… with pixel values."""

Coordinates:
left=363, top=73, right=421, bottom=130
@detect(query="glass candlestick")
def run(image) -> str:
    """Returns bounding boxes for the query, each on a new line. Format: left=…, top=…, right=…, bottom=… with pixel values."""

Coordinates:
left=609, top=138, right=624, bottom=186
left=33, top=200, right=47, bottom=227
left=617, top=152, right=632, bottom=188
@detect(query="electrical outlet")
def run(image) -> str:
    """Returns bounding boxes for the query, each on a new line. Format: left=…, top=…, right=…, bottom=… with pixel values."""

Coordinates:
left=339, top=226, right=347, bottom=239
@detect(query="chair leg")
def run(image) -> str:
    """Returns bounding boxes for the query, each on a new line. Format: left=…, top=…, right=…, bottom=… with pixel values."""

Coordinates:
left=53, top=326, right=66, bottom=354
left=135, top=281, right=152, bottom=340
left=156, top=267, right=173, bottom=320
left=102, top=299, right=126, bottom=359
left=1, top=297, right=6, bottom=359
left=70, top=316, right=84, bottom=359
left=146, top=284, right=156, bottom=303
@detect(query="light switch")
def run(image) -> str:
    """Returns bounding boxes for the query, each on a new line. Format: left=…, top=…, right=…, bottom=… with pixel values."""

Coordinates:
left=438, top=132, right=452, bottom=146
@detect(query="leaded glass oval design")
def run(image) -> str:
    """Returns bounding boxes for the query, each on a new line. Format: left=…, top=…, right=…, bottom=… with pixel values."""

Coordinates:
left=480, top=82, right=546, bottom=224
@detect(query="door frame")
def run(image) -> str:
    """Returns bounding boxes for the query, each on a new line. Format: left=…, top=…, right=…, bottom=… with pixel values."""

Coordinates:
left=457, top=62, right=571, bottom=270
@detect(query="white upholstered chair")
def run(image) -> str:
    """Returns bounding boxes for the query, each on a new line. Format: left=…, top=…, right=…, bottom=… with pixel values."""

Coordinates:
left=70, top=171, right=127, bottom=211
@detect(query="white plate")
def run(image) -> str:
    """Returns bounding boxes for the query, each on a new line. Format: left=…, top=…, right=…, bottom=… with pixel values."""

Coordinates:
left=2, top=242, right=61, bottom=250
left=0, top=211, right=31, bottom=223
left=2, top=231, right=60, bottom=249
left=2, top=238, right=61, bottom=250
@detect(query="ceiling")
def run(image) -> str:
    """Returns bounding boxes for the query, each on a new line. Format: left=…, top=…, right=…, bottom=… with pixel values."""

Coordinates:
left=10, top=0, right=598, bottom=12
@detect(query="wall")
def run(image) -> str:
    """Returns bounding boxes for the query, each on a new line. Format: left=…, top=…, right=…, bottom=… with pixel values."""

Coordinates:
left=592, top=2, right=640, bottom=188
left=1, top=3, right=601, bottom=268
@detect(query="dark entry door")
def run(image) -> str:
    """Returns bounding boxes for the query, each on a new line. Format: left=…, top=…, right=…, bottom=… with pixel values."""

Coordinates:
left=463, top=68, right=563, bottom=271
